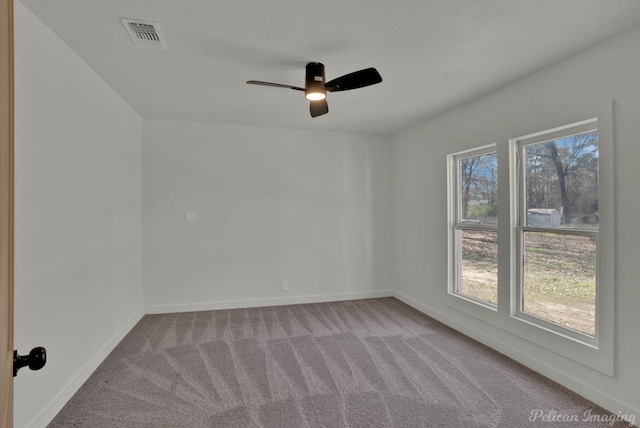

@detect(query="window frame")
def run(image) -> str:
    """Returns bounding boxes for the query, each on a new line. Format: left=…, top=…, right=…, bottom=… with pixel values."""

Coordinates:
left=447, top=144, right=498, bottom=310
left=445, top=105, right=614, bottom=376
left=512, top=119, right=600, bottom=347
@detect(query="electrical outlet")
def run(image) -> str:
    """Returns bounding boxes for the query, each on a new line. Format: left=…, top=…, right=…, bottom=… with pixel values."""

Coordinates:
left=281, top=281, right=288, bottom=292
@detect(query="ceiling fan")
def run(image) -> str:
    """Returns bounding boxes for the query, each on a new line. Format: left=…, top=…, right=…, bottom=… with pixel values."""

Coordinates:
left=247, top=62, right=382, bottom=118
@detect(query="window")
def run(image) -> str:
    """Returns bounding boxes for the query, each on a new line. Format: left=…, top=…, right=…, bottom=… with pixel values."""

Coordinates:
left=447, top=112, right=614, bottom=374
left=513, top=120, right=599, bottom=342
left=448, top=146, right=498, bottom=306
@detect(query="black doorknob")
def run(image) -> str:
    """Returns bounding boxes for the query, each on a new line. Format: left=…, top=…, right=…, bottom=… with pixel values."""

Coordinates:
left=13, top=347, right=47, bottom=377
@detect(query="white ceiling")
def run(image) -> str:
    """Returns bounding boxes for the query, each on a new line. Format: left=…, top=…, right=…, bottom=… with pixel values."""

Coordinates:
left=18, top=0, right=640, bottom=135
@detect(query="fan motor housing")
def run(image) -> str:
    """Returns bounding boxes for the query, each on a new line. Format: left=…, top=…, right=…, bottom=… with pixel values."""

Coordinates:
left=305, top=62, right=327, bottom=100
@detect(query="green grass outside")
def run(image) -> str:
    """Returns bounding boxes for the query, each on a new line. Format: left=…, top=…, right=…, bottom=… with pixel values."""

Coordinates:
left=460, top=230, right=595, bottom=336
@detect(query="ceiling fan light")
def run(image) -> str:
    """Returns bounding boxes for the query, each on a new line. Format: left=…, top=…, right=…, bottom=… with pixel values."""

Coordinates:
left=305, top=91, right=326, bottom=101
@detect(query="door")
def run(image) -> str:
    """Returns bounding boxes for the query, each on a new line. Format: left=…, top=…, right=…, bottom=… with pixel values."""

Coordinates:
left=0, top=0, right=13, bottom=427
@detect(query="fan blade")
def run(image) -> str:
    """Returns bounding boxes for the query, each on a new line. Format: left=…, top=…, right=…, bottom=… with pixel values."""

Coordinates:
left=310, top=99, right=329, bottom=117
left=324, top=68, right=382, bottom=92
left=246, top=80, right=304, bottom=92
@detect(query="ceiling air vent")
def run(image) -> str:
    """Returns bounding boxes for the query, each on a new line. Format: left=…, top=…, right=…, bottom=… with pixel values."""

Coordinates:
left=120, top=18, right=167, bottom=50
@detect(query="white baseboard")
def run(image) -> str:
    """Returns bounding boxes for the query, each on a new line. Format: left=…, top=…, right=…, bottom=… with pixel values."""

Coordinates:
left=393, top=290, right=639, bottom=424
left=145, top=289, right=394, bottom=314
left=27, top=308, right=146, bottom=428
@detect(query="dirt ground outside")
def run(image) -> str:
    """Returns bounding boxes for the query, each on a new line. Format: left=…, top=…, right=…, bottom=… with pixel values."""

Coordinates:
left=459, top=229, right=596, bottom=336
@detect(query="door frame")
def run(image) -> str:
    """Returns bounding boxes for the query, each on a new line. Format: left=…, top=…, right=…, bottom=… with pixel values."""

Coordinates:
left=0, top=0, right=14, bottom=426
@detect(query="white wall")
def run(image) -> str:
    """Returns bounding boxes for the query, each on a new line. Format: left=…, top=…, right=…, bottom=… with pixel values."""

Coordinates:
left=143, top=120, right=391, bottom=312
left=13, top=3, right=144, bottom=427
left=391, top=27, right=640, bottom=417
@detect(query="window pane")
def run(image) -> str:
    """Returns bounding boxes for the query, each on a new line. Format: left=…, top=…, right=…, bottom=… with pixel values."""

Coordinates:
left=524, top=131, right=598, bottom=229
left=459, top=153, right=498, bottom=225
left=459, top=229, right=498, bottom=305
left=522, top=231, right=596, bottom=336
